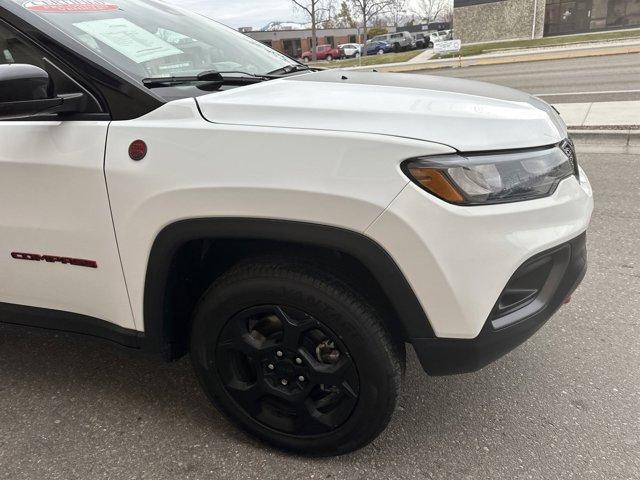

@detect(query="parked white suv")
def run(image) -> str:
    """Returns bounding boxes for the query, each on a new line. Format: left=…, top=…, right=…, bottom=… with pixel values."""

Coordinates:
left=430, top=30, right=452, bottom=43
left=339, top=43, right=361, bottom=58
left=0, top=0, right=592, bottom=455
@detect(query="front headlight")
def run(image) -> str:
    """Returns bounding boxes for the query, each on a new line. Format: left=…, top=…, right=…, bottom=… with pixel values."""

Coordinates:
left=403, top=140, right=578, bottom=205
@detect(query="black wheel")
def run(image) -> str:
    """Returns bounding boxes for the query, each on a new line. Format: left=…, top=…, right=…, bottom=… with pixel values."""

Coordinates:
left=190, top=259, right=402, bottom=455
left=326, top=54, right=333, bottom=61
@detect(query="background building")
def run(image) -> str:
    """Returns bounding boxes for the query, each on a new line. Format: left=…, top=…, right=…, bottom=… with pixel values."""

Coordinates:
left=546, top=0, right=640, bottom=35
left=246, top=27, right=366, bottom=58
left=245, top=23, right=452, bottom=58
left=453, top=0, right=547, bottom=44
left=454, top=0, right=640, bottom=44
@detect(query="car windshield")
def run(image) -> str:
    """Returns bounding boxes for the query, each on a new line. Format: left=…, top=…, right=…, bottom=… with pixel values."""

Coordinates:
left=13, top=0, right=298, bottom=80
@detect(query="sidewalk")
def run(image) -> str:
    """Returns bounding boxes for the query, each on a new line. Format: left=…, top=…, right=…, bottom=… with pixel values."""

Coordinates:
left=407, top=49, right=435, bottom=63
left=554, top=100, right=640, bottom=153
left=347, top=38, right=640, bottom=73
left=554, top=101, right=640, bottom=128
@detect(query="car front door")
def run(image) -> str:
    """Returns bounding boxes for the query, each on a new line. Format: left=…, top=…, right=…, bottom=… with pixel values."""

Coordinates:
left=0, top=20, right=135, bottom=331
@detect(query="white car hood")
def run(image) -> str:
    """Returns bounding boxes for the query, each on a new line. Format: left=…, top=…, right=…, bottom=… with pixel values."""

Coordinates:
left=196, top=70, right=566, bottom=151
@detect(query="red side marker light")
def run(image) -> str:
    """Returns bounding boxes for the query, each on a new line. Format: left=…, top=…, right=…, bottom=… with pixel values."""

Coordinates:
left=563, top=295, right=572, bottom=305
left=128, top=140, right=147, bottom=161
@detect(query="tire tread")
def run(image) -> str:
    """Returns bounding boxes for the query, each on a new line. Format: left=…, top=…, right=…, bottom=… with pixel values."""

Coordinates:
left=191, top=256, right=402, bottom=455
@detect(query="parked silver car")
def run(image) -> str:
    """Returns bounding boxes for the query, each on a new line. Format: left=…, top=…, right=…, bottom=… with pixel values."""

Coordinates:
left=369, top=31, right=414, bottom=51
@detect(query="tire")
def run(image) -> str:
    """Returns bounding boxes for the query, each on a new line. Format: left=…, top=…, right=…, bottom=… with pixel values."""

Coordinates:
left=377, top=49, right=384, bottom=55
left=190, top=259, right=402, bottom=455
left=393, top=43, right=400, bottom=52
left=326, top=54, right=333, bottom=61
left=355, top=52, right=361, bottom=58
left=302, top=57, right=310, bottom=63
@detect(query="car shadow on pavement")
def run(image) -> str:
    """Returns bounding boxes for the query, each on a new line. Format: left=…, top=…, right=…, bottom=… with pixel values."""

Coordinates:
left=0, top=320, right=528, bottom=459
left=3, top=307, right=625, bottom=480
left=0, top=323, right=260, bottom=444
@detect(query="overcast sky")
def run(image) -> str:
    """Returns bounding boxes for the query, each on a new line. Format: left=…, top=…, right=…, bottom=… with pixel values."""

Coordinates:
left=165, top=0, right=429, bottom=29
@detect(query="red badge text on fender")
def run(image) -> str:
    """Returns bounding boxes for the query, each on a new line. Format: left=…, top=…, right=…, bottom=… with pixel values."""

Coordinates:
left=11, top=252, right=98, bottom=269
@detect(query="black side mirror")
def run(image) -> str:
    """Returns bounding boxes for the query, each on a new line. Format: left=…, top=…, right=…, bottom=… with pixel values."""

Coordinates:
left=0, top=64, right=85, bottom=119
left=0, top=63, right=52, bottom=101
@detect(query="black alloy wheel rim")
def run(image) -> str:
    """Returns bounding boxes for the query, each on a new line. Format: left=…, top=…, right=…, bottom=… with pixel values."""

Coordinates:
left=215, top=305, right=360, bottom=436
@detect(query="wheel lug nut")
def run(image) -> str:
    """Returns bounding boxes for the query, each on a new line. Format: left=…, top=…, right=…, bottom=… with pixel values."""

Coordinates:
left=298, top=376, right=305, bottom=382
left=295, top=357, right=302, bottom=365
left=267, top=364, right=275, bottom=370
left=276, top=350, right=284, bottom=358
left=281, top=379, right=288, bottom=386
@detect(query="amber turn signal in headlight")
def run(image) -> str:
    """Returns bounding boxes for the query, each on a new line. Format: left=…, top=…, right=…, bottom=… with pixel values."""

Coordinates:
left=406, top=167, right=465, bottom=203
left=403, top=141, right=578, bottom=206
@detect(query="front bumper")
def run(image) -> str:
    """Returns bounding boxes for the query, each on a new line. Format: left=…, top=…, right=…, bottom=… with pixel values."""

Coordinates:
left=365, top=167, right=592, bottom=375
left=412, top=232, right=587, bottom=375
left=366, top=172, right=593, bottom=339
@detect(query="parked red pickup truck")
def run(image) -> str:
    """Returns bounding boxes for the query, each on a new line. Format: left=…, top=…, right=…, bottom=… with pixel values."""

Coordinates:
left=301, top=44, right=344, bottom=62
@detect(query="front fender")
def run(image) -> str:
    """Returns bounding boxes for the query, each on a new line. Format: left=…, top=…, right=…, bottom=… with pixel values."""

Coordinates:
left=104, top=99, right=453, bottom=332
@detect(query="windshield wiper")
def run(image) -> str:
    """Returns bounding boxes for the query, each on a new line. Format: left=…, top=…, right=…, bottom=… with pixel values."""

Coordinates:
left=265, top=64, right=313, bottom=76
left=142, top=70, right=224, bottom=88
left=142, top=70, right=278, bottom=89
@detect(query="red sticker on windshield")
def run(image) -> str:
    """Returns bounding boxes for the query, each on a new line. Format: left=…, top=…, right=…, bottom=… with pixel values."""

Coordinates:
left=23, top=0, right=118, bottom=13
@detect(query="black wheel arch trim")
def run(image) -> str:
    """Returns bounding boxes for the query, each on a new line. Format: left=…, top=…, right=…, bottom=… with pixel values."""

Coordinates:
left=143, top=218, right=436, bottom=359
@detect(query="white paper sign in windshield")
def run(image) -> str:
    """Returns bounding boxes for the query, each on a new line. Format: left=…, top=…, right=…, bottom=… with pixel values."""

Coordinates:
left=73, top=18, right=183, bottom=63
left=22, top=0, right=118, bottom=13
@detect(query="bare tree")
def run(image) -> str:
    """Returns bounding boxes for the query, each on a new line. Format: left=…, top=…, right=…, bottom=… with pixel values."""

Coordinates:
left=292, top=0, right=334, bottom=61
left=335, top=1, right=357, bottom=28
left=350, top=0, right=391, bottom=54
left=386, top=0, right=408, bottom=27
left=441, top=7, right=453, bottom=25
left=413, top=0, right=451, bottom=24
left=321, top=1, right=339, bottom=28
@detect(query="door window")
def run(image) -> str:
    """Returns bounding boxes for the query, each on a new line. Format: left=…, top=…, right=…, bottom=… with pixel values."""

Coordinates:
left=0, top=22, right=47, bottom=69
left=0, top=20, right=102, bottom=114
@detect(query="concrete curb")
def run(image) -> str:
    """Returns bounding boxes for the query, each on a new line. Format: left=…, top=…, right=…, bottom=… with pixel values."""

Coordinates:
left=569, top=129, right=640, bottom=154
left=345, top=43, right=640, bottom=73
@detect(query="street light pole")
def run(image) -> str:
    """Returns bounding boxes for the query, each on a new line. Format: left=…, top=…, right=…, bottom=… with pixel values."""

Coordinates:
left=532, top=0, right=539, bottom=39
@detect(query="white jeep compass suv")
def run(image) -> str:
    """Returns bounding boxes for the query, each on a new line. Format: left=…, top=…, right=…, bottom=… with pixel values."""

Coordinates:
left=0, top=0, right=593, bottom=455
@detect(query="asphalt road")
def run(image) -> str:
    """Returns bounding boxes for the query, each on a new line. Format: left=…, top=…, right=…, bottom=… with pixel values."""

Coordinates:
left=1, top=150, right=639, bottom=479
left=420, top=52, right=640, bottom=104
